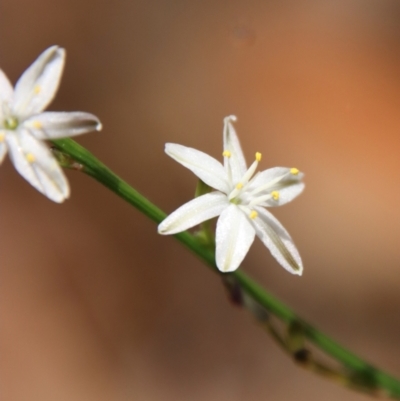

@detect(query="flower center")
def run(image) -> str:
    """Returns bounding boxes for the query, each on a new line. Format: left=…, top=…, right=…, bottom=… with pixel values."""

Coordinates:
left=4, top=116, right=18, bottom=130
left=2, top=102, right=19, bottom=130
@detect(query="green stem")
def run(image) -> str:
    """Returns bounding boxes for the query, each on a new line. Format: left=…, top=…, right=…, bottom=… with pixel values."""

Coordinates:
left=52, top=138, right=400, bottom=398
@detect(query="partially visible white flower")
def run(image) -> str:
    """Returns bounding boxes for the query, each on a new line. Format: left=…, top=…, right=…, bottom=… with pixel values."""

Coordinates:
left=0, top=45, right=102, bottom=202
left=158, top=116, right=305, bottom=275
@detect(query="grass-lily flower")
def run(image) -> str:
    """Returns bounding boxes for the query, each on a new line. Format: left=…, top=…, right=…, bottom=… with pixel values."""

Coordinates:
left=0, top=46, right=102, bottom=202
left=158, top=116, right=304, bottom=274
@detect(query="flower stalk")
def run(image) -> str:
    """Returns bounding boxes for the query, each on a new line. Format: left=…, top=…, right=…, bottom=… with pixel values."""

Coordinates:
left=51, top=136, right=400, bottom=398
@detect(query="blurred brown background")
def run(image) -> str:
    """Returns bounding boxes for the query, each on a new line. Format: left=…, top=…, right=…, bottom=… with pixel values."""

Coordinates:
left=2, top=0, right=400, bottom=400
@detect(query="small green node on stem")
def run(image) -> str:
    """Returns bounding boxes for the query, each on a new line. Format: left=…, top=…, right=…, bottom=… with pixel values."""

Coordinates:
left=286, top=320, right=306, bottom=354
left=51, top=146, right=84, bottom=171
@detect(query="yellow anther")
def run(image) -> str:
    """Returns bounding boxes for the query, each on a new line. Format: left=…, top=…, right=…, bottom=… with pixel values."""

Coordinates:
left=32, top=120, right=42, bottom=129
left=271, top=191, right=280, bottom=201
left=34, top=85, right=41, bottom=94
left=222, top=150, right=231, bottom=158
left=249, top=210, right=258, bottom=220
left=236, top=182, right=243, bottom=190
left=290, top=167, right=299, bottom=175
left=26, top=153, right=35, bottom=163
left=0, top=132, right=4, bottom=142
left=255, top=152, right=262, bottom=162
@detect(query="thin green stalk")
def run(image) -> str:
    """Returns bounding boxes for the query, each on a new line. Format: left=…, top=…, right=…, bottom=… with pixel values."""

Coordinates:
left=52, top=138, right=400, bottom=398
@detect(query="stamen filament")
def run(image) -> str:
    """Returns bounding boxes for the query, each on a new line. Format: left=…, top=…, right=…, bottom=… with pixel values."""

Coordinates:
left=248, top=170, right=293, bottom=196
left=248, top=193, right=273, bottom=206
left=228, top=156, right=260, bottom=200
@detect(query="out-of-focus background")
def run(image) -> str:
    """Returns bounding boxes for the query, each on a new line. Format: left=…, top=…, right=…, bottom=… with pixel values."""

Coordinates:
left=2, top=1, right=400, bottom=400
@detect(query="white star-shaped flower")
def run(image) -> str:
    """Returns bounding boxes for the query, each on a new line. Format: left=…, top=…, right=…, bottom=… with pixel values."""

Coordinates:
left=0, top=45, right=102, bottom=202
left=158, top=116, right=305, bottom=275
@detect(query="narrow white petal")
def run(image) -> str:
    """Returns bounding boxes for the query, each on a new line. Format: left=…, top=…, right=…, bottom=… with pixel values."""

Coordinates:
left=250, top=207, right=303, bottom=275
left=13, top=46, right=65, bottom=118
left=215, top=204, right=255, bottom=273
left=0, top=70, right=14, bottom=121
left=248, top=167, right=304, bottom=191
left=247, top=167, right=305, bottom=206
left=24, top=112, right=102, bottom=139
left=0, top=69, right=13, bottom=102
left=6, top=129, right=69, bottom=202
left=165, top=143, right=230, bottom=193
left=260, top=183, right=304, bottom=207
left=158, top=192, right=228, bottom=235
left=222, top=115, right=247, bottom=184
left=247, top=183, right=305, bottom=208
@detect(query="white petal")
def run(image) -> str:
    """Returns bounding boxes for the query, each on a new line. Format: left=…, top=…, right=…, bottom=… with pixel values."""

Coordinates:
left=6, top=129, right=69, bottom=202
left=215, top=204, right=255, bottom=272
left=24, top=112, right=102, bottom=139
left=13, top=46, right=65, bottom=118
left=265, top=183, right=304, bottom=207
left=250, top=206, right=303, bottom=275
left=222, top=115, right=247, bottom=184
left=0, top=69, right=13, bottom=103
left=247, top=167, right=305, bottom=206
left=248, top=167, right=304, bottom=191
left=0, top=69, right=14, bottom=122
left=158, top=192, right=228, bottom=235
left=165, top=143, right=230, bottom=193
